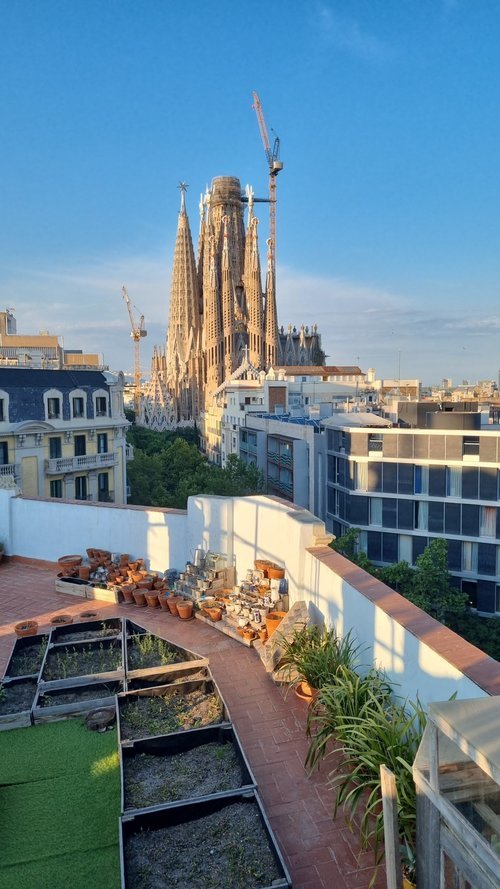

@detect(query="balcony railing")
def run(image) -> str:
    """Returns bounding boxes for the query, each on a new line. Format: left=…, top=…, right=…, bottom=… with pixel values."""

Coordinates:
left=0, top=463, right=16, bottom=477
left=125, top=443, right=134, bottom=461
left=45, top=452, right=117, bottom=474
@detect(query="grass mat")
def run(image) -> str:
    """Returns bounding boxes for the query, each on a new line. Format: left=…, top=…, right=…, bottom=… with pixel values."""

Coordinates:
left=0, top=720, right=120, bottom=889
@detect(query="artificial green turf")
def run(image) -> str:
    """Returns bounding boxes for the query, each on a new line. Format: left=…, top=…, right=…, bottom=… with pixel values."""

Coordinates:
left=0, top=720, right=120, bottom=889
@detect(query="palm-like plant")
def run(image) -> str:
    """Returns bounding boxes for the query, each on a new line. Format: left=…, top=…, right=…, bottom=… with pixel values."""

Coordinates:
left=278, top=625, right=362, bottom=695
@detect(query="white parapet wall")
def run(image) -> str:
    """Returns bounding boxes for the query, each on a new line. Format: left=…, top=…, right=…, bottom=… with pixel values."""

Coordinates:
left=0, top=490, right=493, bottom=704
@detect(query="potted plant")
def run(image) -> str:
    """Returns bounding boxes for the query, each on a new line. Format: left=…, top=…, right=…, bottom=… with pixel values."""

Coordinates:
left=278, top=625, right=361, bottom=702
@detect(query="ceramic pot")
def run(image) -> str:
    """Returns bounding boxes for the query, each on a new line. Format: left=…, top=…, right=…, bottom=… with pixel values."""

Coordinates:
left=136, top=579, right=153, bottom=591
left=177, top=600, right=194, bottom=620
left=267, top=566, right=285, bottom=580
left=58, top=554, right=82, bottom=569
left=258, top=628, right=268, bottom=642
left=50, top=614, right=73, bottom=626
left=265, top=610, right=287, bottom=638
left=145, top=592, right=159, bottom=608
left=121, top=583, right=136, bottom=604
left=243, top=628, right=255, bottom=641
left=14, top=619, right=38, bottom=638
left=167, top=596, right=182, bottom=615
left=206, top=607, right=222, bottom=622
left=158, top=592, right=172, bottom=611
left=294, top=680, right=317, bottom=703
left=132, top=590, right=147, bottom=607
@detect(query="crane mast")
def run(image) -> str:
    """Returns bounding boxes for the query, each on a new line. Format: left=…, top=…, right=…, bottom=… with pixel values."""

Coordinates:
left=121, top=286, right=147, bottom=418
left=252, top=91, right=283, bottom=276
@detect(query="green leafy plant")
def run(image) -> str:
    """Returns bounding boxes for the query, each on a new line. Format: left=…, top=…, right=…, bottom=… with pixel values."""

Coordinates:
left=278, top=625, right=363, bottom=694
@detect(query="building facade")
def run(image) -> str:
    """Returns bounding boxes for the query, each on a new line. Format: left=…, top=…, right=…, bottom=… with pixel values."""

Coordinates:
left=324, top=406, right=500, bottom=614
left=142, top=178, right=324, bottom=430
left=0, top=369, right=131, bottom=503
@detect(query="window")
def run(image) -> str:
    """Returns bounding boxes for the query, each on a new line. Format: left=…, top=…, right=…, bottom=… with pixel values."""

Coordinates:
left=462, top=541, right=478, bottom=573
left=98, top=472, right=109, bottom=501
left=480, top=506, right=496, bottom=538
left=74, top=435, right=86, bottom=457
left=75, top=476, right=87, bottom=500
left=399, top=535, right=412, bottom=563
left=446, top=467, right=462, bottom=498
left=355, top=462, right=368, bottom=491
left=414, top=500, right=428, bottom=531
left=370, top=497, right=383, bottom=526
left=47, top=397, right=61, bottom=419
left=0, top=441, right=8, bottom=465
left=50, top=479, right=63, bottom=498
left=414, top=465, right=429, bottom=494
left=72, top=396, right=85, bottom=418
left=49, top=437, right=62, bottom=459
left=368, top=432, right=383, bottom=452
left=97, top=433, right=108, bottom=454
left=463, top=436, right=479, bottom=458
left=95, top=396, right=107, bottom=417
left=0, top=399, right=3, bottom=422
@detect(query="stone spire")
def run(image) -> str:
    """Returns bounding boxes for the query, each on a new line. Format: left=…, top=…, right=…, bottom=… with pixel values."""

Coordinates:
left=165, top=184, right=201, bottom=421
left=221, top=215, right=238, bottom=380
left=264, top=238, right=279, bottom=368
left=245, top=216, right=264, bottom=368
left=203, top=233, right=224, bottom=397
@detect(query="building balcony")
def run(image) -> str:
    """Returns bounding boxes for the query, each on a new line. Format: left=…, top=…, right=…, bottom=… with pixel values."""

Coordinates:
left=0, top=463, right=17, bottom=488
left=45, top=452, right=118, bottom=474
left=125, top=443, right=134, bottom=462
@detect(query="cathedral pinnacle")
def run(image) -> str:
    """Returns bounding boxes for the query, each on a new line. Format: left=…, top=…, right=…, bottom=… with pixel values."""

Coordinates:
left=178, top=181, right=188, bottom=213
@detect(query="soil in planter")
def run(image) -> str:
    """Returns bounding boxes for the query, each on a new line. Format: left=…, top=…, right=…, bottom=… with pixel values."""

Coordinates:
left=59, top=623, right=120, bottom=643
left=7, top=638, right=48, bottom=677
left=40, top=683, right=121, bottom=708
left=120, top=688, right=224, bottom=741
left=125, top=742, right=243, bottom=809
left=128, top=668, right=208, bottom=691
left=0, top=680, right=37, bottom=715
left=43, top=643, right=122, bottom=681
left=127, top=634, right=185, bottom=670
left=125, top=801, right=282, bottom=889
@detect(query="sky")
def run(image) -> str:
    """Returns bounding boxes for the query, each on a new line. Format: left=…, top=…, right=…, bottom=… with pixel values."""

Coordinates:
left=1, top=0, right=500, bottom=386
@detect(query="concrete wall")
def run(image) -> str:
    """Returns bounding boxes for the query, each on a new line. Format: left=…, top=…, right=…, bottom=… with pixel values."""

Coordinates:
left=0, top=489, right=496, bottom=704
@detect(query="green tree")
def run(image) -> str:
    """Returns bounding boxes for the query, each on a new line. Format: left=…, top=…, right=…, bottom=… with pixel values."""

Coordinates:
left=405, top=539, right=467, bottom=621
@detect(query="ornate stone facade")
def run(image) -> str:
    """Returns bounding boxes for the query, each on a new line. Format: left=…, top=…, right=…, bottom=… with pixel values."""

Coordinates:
left=143, top=176, right=322, bottom=429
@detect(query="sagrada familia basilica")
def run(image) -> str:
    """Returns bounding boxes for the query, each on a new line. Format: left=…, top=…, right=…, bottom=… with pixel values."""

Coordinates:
left=141, top=176, right=323, bottom=431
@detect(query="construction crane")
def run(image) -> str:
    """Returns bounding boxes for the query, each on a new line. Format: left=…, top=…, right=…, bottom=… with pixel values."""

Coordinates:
left=252, top=91, right=283, bottom=276
left=121, top=286, right=147, bottom=417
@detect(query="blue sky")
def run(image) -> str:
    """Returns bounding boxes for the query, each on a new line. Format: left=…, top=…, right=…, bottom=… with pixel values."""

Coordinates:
left=1, top=0, right=500, bottom=385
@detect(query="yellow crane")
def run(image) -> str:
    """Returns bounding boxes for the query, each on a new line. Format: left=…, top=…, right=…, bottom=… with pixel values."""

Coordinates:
left=121, top=285, right=147, bottom=417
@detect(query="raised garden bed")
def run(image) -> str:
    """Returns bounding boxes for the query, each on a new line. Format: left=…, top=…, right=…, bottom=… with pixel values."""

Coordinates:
left=0, top=678, right=37, bottom=730
left=41, top=637, right=124, bottom=687
left=3, top=634, right=49, bottom=679
left=51, top=618, right=122, bottom=644
left=117, top=680, right=228, bottom=743
left=32, top=679, right=125, bottom=723
left=126, top=633, right=188, bottom=671
left=121, top=724, right=255, bottom=813
left=125, top=664, right=210, bottom=692
left=120, top=791, right=291, bottom=889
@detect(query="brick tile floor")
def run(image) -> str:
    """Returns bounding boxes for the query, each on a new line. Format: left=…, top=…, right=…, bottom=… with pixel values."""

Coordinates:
left=0, top=560, right=386, bottom=889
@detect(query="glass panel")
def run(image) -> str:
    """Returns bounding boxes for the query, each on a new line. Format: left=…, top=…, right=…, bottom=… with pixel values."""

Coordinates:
left=414, top=465, right=429, bottom=494
left=480, top=507, right=496, bottom=538
left=399, top=534, right=412, bottom=563
left=415, top=500, right=428, bottom=530
left=446, top=466, right=462, bottom=497
left=462, top=542, right=478, bottom=573
left=356, top=462, right=368, bottom=491
left=370, top=497, right=382, bottom=526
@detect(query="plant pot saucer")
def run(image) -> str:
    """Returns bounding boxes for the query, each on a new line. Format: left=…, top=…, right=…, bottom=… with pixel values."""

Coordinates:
left=294, top=680, right=317, bottom=703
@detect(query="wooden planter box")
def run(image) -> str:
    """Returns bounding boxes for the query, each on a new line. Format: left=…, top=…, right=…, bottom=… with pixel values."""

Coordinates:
left=0, top=678, right=37, bottom=731
left=3, top=633, right=49, bottom=681
left=120, top=723, right=256, bottom=815
left=117, top=678, right=229, bottom=746
left=51, top=618, right=123, bottom=646
left=32, top=678, right=125, bottom=724
left=124, top=629, right=208, bottom=681
left=55, top=577, right=90, bottom=598
left=40, top=636, right=124, bottom=690
left=119, top=791, right=291, bottom=889
left=124, top=664, right=211, bottom=692
left=86, top=584, right=121, bottom=604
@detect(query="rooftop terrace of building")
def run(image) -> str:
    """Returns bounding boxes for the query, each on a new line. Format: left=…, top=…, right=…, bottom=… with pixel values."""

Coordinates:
left=2, top=491, right=500, bottom=888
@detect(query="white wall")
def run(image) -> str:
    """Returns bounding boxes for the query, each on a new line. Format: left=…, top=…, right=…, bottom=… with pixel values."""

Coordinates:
left=0, top=490, right=489, bottom=705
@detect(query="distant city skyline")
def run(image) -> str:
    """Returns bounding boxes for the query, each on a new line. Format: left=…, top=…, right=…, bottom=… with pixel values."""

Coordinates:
left=1, top=1, right=500, bottom=384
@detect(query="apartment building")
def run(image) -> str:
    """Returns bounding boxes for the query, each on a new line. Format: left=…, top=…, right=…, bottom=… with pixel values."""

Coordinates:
left=0, top=368, right=132, bottom=503
left=324, top=404, right=500, bottom=614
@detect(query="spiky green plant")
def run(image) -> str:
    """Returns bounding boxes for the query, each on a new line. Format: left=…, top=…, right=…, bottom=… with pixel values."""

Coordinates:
left=278, top=625, right=363, bottom=693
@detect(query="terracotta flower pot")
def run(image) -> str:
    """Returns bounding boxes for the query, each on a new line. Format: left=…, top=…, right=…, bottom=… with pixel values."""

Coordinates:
left=265, top=610, right=287, bottom=638
left=50, top=614, right=73, bottom=626
left=58, top=554, right=82, bottom=569
left=243, top=628, right=255, bottom=641
left=205, top=606, right=222, bottom=622
left=177, top=600, right=194, bottom=620
left=80, top=611, right=98, bottom=620
left=136, top=579, right=153, bottom=591
left=14, top=619, right=38, bottom=638
left=129, top=571, right=142, bottom=583
left=158, top=592, right=172, bottom=611
left=267, top=566, right=285, bottom=580
left=294, top=680, right=318, bottom=703
left=86, top=548, right=96, bottom=559
left=132, top=590, right=147, bottom=607
left=167, top=596, right=182, bottom=615
left=258, top=628, right=268, bottom=643
left=78, top=566, right=91, bottom=581
left=119, top=554, right=130, bottom=566
left=145, top=592, right=159, bottom=608
left=403, top=880, right=416, bottom=889
left=121, top=583, right=136, bottom=604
